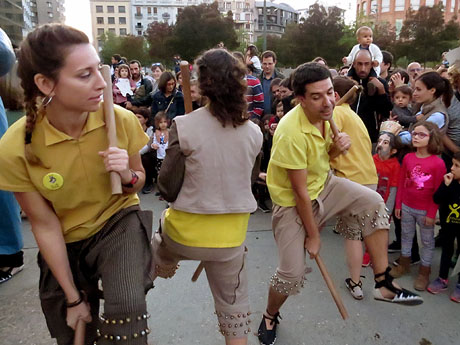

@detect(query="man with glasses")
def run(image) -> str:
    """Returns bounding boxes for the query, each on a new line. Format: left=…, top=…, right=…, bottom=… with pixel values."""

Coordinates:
left=407, top=62, right=423, bottom=87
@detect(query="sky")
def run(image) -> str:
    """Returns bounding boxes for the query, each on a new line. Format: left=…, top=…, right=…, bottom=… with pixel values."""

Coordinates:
left=64, top=0, right=356, bottom=42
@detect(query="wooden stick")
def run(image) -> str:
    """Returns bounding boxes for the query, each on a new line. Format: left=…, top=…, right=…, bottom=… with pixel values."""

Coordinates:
left=335, top=85, right=362, bottom=107
left=180, top=61, right=193, bottom=114
left=100, top=65, right=122, bottom=195
left=191, top=261, right=204, bottom=282
left=315, top=254, right=348, bottom=320
left=74, top=319, right=86, bottom=345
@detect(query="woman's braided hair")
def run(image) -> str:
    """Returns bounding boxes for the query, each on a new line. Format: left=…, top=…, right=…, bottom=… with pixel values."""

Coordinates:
left=17, top=24, right=88, bottom=165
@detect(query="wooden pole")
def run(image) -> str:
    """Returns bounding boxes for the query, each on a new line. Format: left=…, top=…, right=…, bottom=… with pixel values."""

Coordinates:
left=329, top=85, right=362, bottom=154
left=100, top=65, right=122, bottom=195
left=315, top=255, right=348, bottom=320
left=191, top=262, right=204, bottom=282
left=179, top=61, right=193, bottom=114
left=74, top=319, right=86, bottom=345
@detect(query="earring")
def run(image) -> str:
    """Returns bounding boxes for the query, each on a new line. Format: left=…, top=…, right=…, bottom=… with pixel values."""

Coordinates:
left=41, top=95, right=53, bottom=108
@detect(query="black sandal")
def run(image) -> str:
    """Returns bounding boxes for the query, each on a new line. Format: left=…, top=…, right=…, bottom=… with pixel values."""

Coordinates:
left=258, top=311, right=281, bottom=345
left=373, top=267, right=423, bottom=305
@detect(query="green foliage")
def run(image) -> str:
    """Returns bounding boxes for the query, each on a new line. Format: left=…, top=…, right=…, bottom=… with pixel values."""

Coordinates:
left=169, top=3, right=238, bottom=61
left=145, top=22, right=175, bottom=65
left=99, top=33, right=149, bottom=66
left=395, top=4, right=460, bottom=66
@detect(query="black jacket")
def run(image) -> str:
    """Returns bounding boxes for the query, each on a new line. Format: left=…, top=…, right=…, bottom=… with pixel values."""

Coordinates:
left=129, top=77, right=153, bottom=107
left=350, top=69, right=392, bottom=142
left=150, top=90, right=185, bottom=122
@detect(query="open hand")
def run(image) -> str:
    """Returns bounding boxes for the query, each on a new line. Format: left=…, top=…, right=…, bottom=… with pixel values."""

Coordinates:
left=395, top=208, right=401, bottom=219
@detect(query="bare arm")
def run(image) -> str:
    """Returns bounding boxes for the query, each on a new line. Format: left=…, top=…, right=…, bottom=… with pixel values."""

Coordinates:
left=442, top=134, right=460, bottom=154
left=14, top=191, right=91, bottom=329
left=287, top=169, right=320, bottom=259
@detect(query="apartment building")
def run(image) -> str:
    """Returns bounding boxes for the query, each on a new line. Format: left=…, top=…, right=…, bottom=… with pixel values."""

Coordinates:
left=90, top=0, right=132, bottom=51
left=36, top=0, right=65, bottom=25
left=217, top=0, right=256, bottom=43
left=357, top=0, right=459, bottom=34
left=131, top=0, right=214, bottom=36
left=254, top=1, right=299, bottom=39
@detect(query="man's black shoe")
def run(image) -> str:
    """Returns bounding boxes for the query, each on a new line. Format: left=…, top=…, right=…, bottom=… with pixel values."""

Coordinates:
left=142, top=184, right=154, bottom=194
left=258, top=202, right=271, bottom=213
left=388, top=241, right=401, bottom=253
left=258, top=311, right=281, bottom=345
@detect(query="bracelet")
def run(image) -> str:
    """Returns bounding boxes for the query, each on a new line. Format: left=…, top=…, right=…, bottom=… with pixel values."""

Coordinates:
left=66, top=291, right=85, bottom=308
left=122, top=169, right=139, bottom=188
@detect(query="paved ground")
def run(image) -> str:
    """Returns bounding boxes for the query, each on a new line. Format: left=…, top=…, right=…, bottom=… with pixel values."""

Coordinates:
left=1, top=192, right=459, bottom=345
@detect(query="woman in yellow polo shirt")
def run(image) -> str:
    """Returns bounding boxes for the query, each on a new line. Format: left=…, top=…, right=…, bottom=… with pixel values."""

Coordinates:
left=0, top=25, right=153, bottom=344
left=151, top=49, right=263, bottom=345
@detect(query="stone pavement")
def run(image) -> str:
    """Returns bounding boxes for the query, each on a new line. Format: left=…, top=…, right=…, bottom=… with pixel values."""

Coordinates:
left=1, top=192, right=459, bottom=345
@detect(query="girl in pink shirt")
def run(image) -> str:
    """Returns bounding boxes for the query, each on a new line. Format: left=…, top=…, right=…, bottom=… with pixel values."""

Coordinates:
left=393, top=121, right=446, bottom=291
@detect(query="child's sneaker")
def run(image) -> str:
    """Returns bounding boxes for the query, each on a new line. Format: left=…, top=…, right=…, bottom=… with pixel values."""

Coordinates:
left=362, top=252, right=371, bottom=267
left=427, top=277, right=448, bottom=294
left=450, top=284, right=460, bottom=303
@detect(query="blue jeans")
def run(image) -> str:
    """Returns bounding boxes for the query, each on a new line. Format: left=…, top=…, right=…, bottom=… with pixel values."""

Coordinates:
left=401, top=203, right=434, bottom=267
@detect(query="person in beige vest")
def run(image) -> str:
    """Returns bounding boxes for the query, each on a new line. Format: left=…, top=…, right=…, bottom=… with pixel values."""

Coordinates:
left=150, top=48, right=263, bottom=345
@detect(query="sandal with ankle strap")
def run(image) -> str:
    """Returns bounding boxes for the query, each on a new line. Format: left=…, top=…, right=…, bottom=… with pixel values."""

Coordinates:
left=258, top=311, right=281, bottom=345
left=373, top=267, right=423, bottom=305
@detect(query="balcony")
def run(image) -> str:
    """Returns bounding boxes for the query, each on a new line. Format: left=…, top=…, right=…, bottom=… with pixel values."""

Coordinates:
left=135, top=13, right=143, bottom=19
left=135, top=23, right=143, bottom=29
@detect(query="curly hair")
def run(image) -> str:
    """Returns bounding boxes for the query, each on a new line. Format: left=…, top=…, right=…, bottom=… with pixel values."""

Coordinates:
left=17, top=24, right=89, bottom=166
left=196, top=49, right=247, bottom=127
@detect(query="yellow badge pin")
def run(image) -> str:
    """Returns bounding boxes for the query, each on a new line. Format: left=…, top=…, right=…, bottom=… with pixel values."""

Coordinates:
left=42, top=172, right=64, bottom=190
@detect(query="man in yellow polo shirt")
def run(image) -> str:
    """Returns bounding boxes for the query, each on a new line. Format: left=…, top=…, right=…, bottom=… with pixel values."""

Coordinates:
left=258, top=63, right=423, bottom=345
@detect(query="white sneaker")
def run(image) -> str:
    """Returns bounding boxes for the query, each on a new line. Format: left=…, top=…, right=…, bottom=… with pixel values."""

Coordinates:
left=345, top=278, right=364, bottom=300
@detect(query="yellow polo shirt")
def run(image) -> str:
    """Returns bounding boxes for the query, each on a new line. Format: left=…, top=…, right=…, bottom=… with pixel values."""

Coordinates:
left=267, top=104, right=333, bottom=206
left=0, top=104, right=148, bottom=243
left=330, top=104, right=378, bottom=185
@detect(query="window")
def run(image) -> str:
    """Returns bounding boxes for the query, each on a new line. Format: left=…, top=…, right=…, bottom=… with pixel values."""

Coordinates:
left=137, top=30, right=142, bottom=35
left=148, top=7, right=152, bottom=14
left=361, top=1, right=367, bottom=14
left=245, top=23, right=250, bottom=29
left=451, top=0, right=455, bottom=12
left=97, top=28, right=104, bottom=36
left=120, top=28, right=127, bottom=35
left=395, top=0, right=404, bottom=11
left=154, top=7, right=157, bottom=14
left=410, top=0, right=419, bottom=10
left=225, top=2, right=231, bottom=9
left=371, top=0, right=377, bottom=14
left=119, top=6, right=126, bottom=13
left=97, top=17, right=104, bottom=24
left=47, top=1, right=52, bottom=8
left=108, top=28, right=116, bottom=34
left=381, top=0, right=389, bottom=12
left=245, top=13, right=251, bottom=20
left=108, top=17, right=115, bottom=24
left=119, top=17, right=126, bottom=24
left=395, top=19, right=403, bottom=38
left=136, top=6, right=141, bottom=15
left=96, top=5, right=103, bottom=13
left=48, top=12, right=53, bottom=18
left=425, top=0, right=434, bottom=6
left=107, top=5, right=114, bottom=13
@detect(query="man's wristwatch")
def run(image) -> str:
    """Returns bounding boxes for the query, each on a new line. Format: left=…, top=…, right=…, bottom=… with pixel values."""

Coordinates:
left=122, top=169, right=139, bottom=188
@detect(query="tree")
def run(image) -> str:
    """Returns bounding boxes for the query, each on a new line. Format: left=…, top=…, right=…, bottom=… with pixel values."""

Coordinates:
left=396, top=4, right=460, bottom=66
left=276, top=4, right=347, bottom=67
left=145, top=22, right=175, bottom=64
left=169, top=3, right=238, bottom=61
left=99, top=33, right=149, bottom=66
